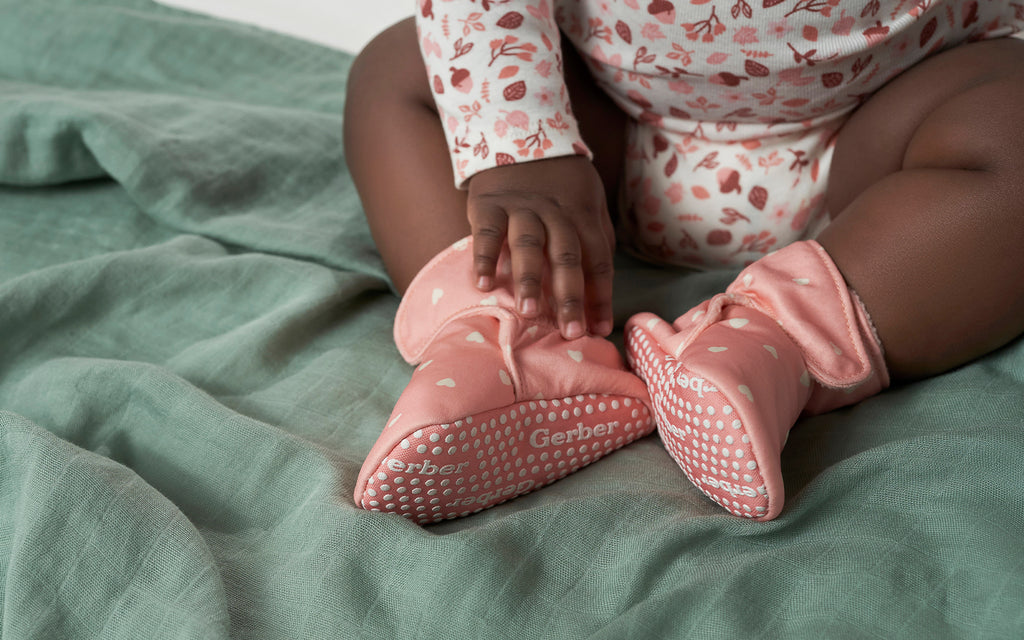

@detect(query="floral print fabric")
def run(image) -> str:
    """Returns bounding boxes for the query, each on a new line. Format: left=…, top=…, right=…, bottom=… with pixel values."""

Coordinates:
left=415, top=0, right=1022, bottom=267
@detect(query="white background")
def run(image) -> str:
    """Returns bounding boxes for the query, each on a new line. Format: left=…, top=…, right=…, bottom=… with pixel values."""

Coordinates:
left=152, top=1, right=416, bottom=53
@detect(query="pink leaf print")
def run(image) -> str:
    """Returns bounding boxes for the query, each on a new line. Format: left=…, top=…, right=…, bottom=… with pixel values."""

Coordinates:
left=473, top=133, right=489, bottom=159
left=685, top=96, right=721, bottom=112
left=615, top=20, right=632, bottom=44
left=733, top=26, right=759, bottom=45
left=862, top=21, right=890, bottom=45
left=641, top=23, right=667, bottom=40
left=665, top=182, right=684, bottom=204
left=758, top=151, right=784, bottom=172
left=706, top=52, right=730, bottom=65
left=633, top=46, right=657, bottom=69
left=460, top=12, right=485, bottom=36
left=777, top=67, right=816, bottom=86
left=546, top=111, right=570, bottom=131
left=664, top=154, right=679, bottom=177
left=535, top=59, right=553, bottom=78
left=666, top=43, right=694, bottom=65
left=668, top=79, right=695, bottom=94
left=450, top=38, right=475, bottom=60
left=527, top=0, right=550, bottom=21
left=421, top=33, right=443, bottom=59
left=504, top=110, right=531, bottom=129
left=627, top=90, right=653, bottom=109
left=833, top=10, right=855, bottom=35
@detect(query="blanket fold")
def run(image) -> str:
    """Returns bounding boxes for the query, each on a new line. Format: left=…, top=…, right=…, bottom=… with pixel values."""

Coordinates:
left=0, top=2, right=1021, bottom=639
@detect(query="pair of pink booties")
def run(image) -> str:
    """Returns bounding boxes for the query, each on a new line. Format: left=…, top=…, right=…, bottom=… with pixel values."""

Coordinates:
left=354, top=237, right=888, bottom=524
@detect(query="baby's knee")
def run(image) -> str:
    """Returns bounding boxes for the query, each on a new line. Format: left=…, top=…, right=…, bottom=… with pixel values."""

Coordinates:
left=346, top=17, right=430, bottom=104
left=904, top=53, right=1024, bottom=179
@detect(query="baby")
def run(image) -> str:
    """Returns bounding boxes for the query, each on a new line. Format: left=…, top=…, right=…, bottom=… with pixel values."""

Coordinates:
left=344, top=0, right=1024, bottom=523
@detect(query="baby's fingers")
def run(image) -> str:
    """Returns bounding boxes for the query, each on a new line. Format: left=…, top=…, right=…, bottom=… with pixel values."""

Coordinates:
left=582, top=220, right=616, bottom=337
left=468, top=204, right=508, bottom=291
left=546, top=223, right=588, bottom=340
left=507, top=213, right=547, bottom=318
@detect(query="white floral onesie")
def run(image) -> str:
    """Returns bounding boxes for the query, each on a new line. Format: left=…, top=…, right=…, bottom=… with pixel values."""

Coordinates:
left=415, top=0, right=1022, bottom=268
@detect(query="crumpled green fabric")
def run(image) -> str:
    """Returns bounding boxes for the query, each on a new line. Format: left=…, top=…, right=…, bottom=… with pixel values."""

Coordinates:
left=0, top=2, right=1021, bottom=639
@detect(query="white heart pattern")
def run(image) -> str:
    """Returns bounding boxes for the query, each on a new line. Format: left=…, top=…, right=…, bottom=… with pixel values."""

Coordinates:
left=432, top=288, right=444, bottom=305
left=728, top=318, right=749, bottom=329
left=436, top=378, right=456, bottom=388
left=738, top=384, right=754, bottom=402
left=708, top=346, right=728, bottom=352
left=568, top=350, right=584, bottom=363
left=466, top=331, right=485, bottom=343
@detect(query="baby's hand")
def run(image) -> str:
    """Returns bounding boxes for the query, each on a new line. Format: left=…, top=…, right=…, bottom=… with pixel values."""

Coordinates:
left=466, top=156, right=616, bottom=340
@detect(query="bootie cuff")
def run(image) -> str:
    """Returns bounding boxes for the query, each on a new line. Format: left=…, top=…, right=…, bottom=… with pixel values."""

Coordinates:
left=673, top=240, right=887, bottom=391
left=395, top=237, right=520, bottom=365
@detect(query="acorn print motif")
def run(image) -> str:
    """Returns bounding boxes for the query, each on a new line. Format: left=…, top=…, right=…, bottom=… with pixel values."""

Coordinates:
left=647, top=0, right=675, bottom=24
left=450, top=67, right=472, bottom=93
left=414, top=0, right=1022, bottom=265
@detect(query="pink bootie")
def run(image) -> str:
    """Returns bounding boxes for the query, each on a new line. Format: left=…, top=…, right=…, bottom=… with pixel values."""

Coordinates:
left=625, top=240, right=888, bottom=520
left=355, top=237, right=654, bottom=524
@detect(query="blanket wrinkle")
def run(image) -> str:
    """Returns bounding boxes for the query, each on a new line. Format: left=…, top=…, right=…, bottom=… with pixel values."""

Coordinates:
left=0, top=1, right=1021, bottom=639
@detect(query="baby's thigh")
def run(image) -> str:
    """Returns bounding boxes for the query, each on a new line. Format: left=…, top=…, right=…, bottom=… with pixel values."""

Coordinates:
left=827, top=37, right=1024, bottom=215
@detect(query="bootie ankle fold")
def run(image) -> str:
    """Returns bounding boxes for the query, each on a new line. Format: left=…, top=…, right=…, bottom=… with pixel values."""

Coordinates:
left=356, top=237, right=655, bottom=524
left=625, top=241, right=888, bottom=521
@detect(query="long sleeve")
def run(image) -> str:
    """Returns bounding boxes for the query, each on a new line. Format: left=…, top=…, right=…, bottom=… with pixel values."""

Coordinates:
left=415, top=0, right=591, bottom=188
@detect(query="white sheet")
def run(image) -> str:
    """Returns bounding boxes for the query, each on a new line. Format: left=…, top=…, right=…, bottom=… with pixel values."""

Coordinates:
left=152, top=1, right=415, bottom=53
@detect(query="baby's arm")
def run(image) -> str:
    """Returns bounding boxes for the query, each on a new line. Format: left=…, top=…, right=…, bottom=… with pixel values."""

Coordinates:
left=415, top=1, right=615, bottom=339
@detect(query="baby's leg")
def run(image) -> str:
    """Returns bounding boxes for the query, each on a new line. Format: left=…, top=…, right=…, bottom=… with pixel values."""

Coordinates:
left=623, top=37, right=1024, bottom=520
left=343, top=18, right=469, bottom=292
left=822, top=37, right=1024, bottom=380
left=343, top=18, right=626, bottom=292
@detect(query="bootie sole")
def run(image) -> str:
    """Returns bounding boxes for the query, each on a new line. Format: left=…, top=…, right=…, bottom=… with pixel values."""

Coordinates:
left=357, top=394, right=651, bottom=524
left=627, top=321, right=781, bottom=520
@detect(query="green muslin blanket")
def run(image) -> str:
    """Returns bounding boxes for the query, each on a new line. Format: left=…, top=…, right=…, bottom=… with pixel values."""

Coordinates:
left=0, top=1, right=1021, bottom=638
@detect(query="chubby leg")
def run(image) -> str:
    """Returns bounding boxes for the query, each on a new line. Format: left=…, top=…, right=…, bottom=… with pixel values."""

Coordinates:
left=822, top=38, right=1024, bottom=379
left=624, top=38, right=1024, bottom=520
left=343, top=17, right=469, bottom=292
left=343, top=17, right=626, bottom=294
